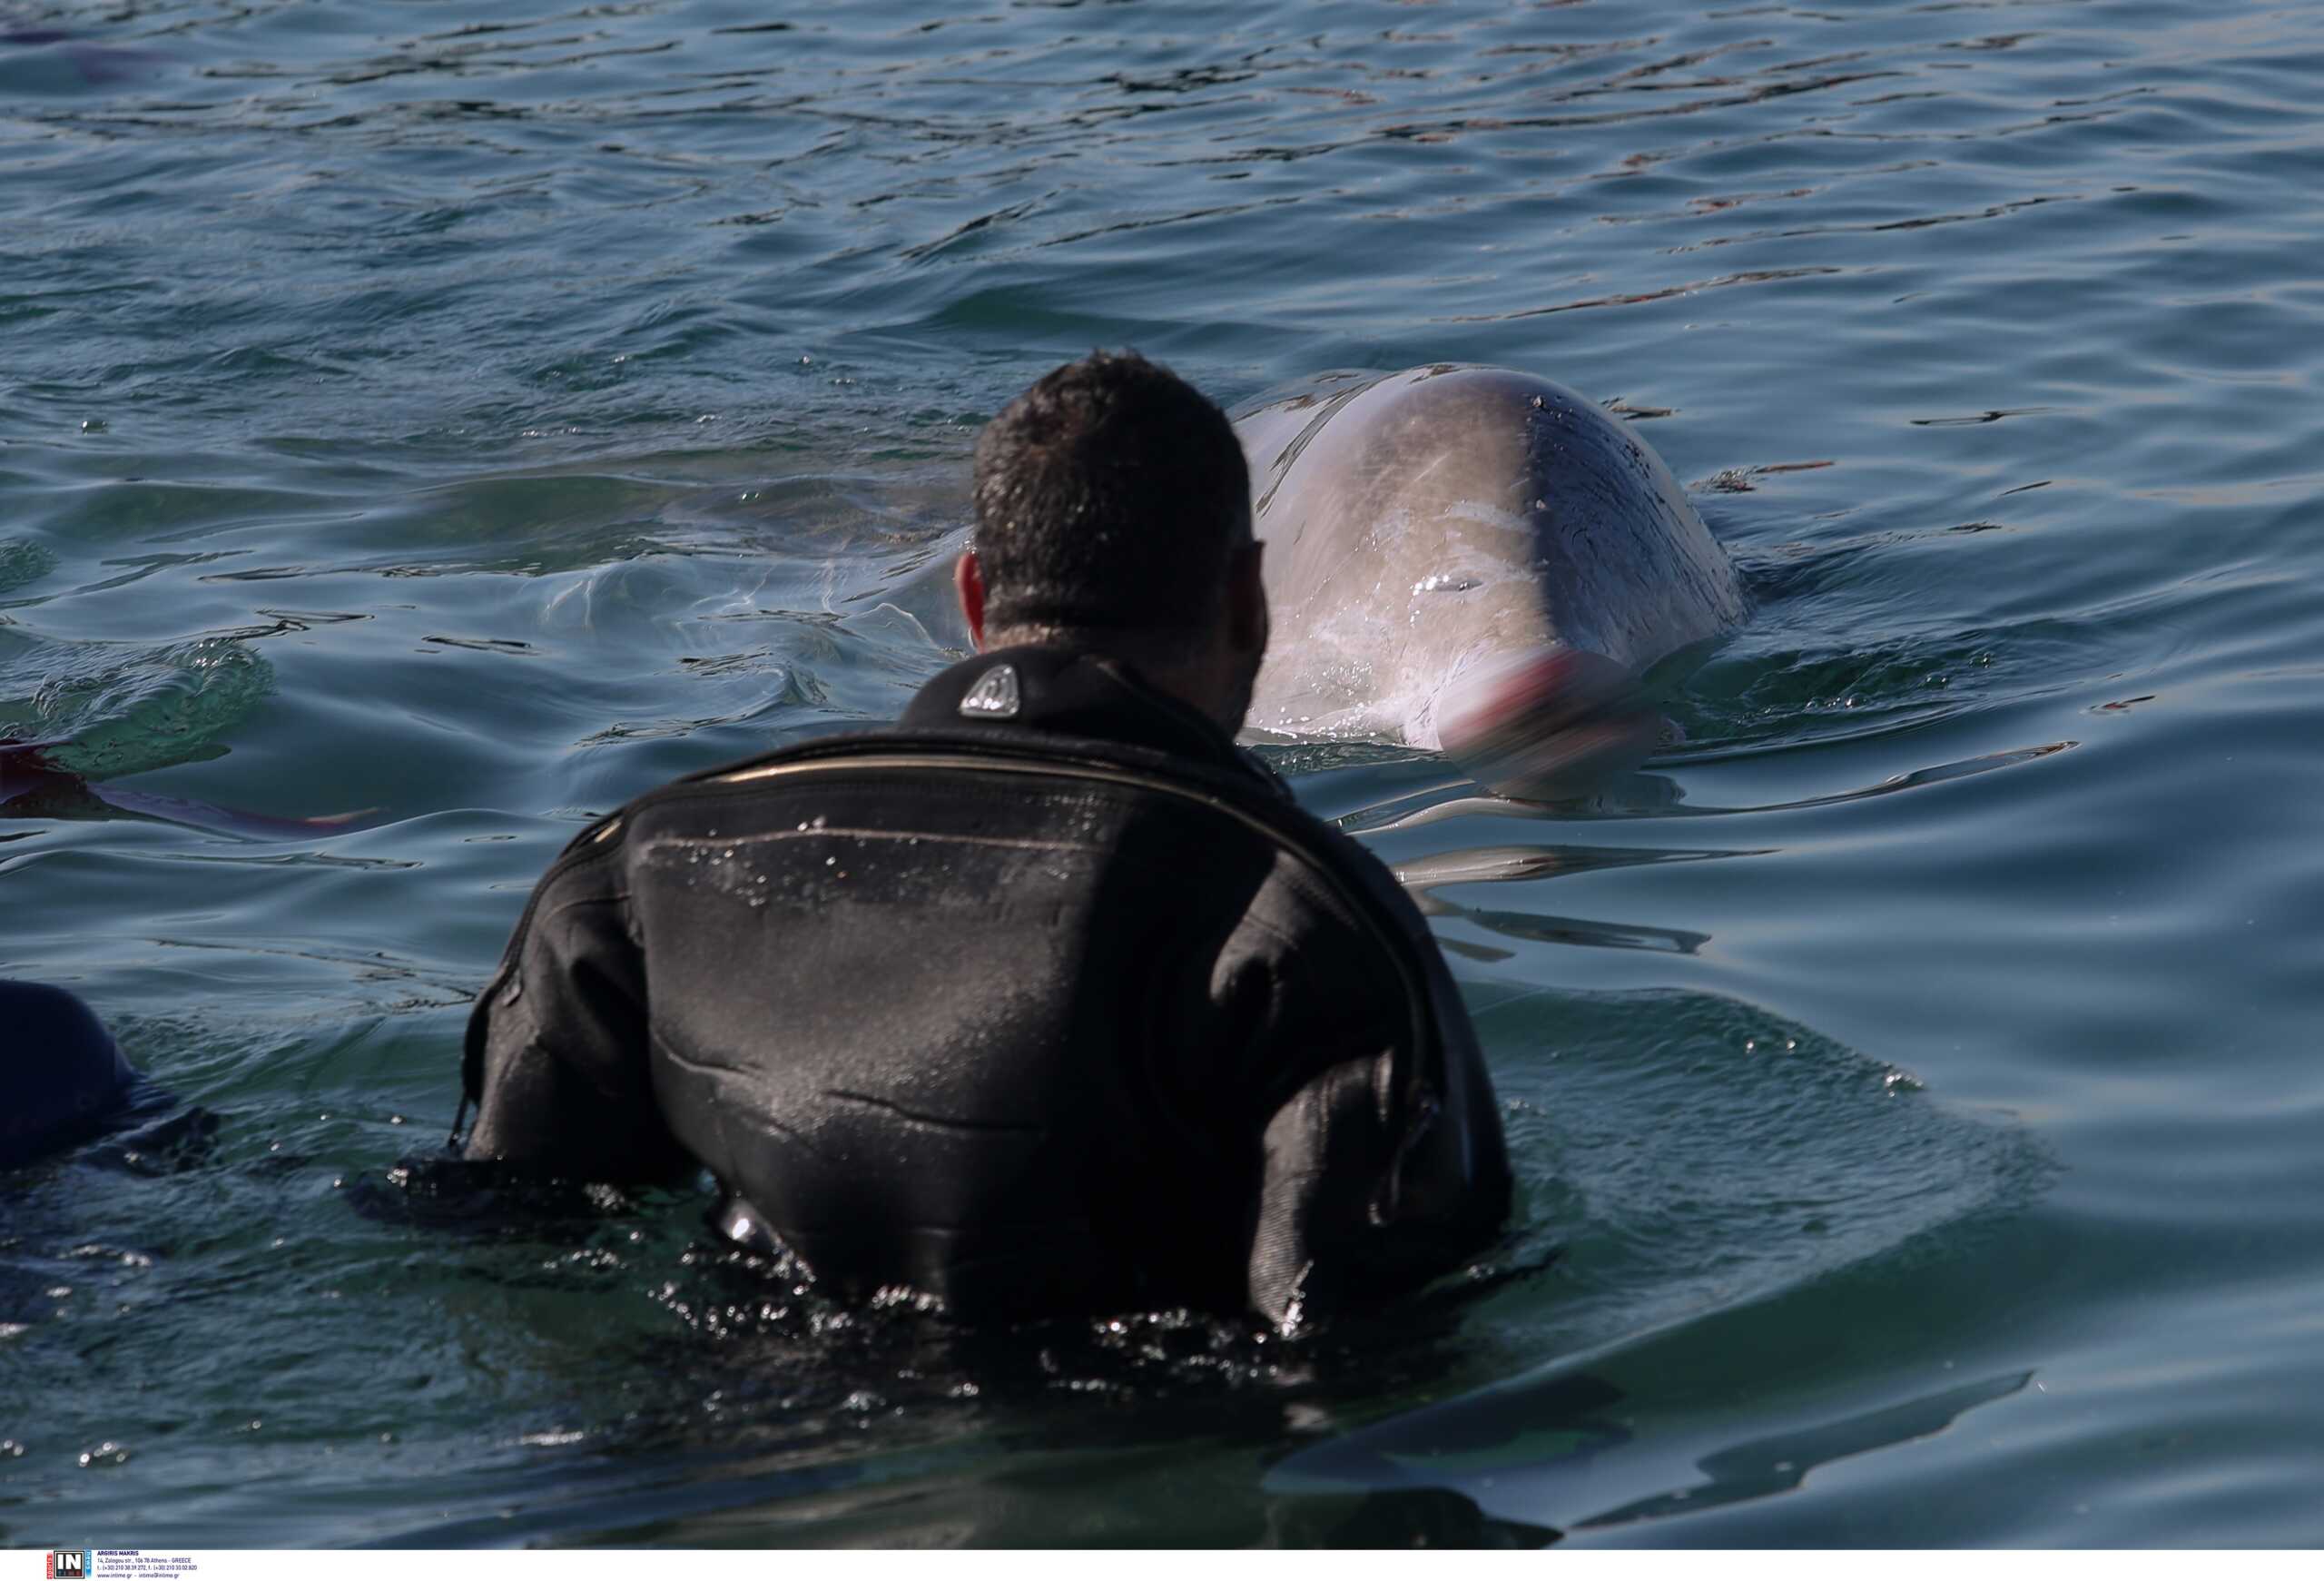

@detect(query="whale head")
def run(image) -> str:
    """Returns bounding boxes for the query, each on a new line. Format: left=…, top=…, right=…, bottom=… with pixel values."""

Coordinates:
left=1432, top=643, right=1660, bottom=798
left=1235, top=365, right=1743, bottom=796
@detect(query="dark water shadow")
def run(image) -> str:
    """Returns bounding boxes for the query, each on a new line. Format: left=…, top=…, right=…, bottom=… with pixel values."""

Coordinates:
left=340, top=1198, right=1568, bottom=1546
left=1268, top=1352, right=2029, bottom=1539
left=1393, top=842, right=1760, bottom=956
left=1577, top=1369, right=2031, bottom=1531
left=1255, top=989, right=2053, bottom=1541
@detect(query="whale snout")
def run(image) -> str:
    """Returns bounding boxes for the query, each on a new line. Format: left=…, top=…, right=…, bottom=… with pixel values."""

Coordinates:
left=1435, top=645, right=1660, bottom=799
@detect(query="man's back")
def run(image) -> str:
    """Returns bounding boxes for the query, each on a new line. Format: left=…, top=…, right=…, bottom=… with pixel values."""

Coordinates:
left=462, top=647, right=1510, bottom=1324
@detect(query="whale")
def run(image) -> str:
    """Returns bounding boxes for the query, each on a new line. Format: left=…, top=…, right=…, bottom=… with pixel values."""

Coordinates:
left=1233, top=365, right=1747, bottom=795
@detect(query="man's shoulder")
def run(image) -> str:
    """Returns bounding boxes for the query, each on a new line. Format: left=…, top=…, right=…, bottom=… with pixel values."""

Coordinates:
left=606, top=719, right=1293, bottom=829
left=1234, top=791, right=1434, bottom=964
left=562, top=719, right=1426, bottom=972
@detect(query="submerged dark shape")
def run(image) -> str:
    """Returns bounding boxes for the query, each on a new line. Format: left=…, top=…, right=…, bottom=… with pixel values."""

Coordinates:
left=1575, top=1369, right=2034, bottom=1530
left=1271, top=1348, right=2032, bottom=1538
left=0, top=21, right=164, bottom=87
left=0, top=981, right=213, bottom=1172
left=81, top=1104, right=219, bottom=1176
left=0, top=980, right=139, bottom=1170
left=1272, top=1369, right=1635, bottom=1498
left=348, top=1153, right=650, bottom=1235
left=0, top=736, right=372, bottom=837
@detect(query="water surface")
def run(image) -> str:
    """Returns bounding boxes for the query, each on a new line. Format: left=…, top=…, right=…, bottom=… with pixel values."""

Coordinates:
left=4, top=0, right=2321, bottom=1546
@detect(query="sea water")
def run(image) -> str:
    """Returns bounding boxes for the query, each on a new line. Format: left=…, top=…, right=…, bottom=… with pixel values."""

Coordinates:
left=4, top=0, right=2321, bottom=1546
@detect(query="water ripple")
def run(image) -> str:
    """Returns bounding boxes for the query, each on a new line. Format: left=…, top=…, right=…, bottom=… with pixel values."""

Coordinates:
left=8, top=0, right=2324, bottom=1549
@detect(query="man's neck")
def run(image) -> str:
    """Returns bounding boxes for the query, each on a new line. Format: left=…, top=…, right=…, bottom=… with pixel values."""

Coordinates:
left=980, top=627, right=1244, bottom=735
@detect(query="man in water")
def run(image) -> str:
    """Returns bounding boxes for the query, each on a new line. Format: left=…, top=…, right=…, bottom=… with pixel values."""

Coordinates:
left=458, top=352, right=1510, bottom=1326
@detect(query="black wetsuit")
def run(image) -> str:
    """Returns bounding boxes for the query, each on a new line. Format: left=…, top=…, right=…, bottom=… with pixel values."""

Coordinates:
left=460, top=646, right=1511, bottom=1325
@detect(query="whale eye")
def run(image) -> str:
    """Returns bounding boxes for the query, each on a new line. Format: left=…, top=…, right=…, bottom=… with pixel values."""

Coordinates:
left=1413, top=573, right=1482, bottom=594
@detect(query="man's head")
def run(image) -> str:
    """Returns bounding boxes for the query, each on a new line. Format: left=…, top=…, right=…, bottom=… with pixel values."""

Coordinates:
left=959, top=351, right=1267, bottom=732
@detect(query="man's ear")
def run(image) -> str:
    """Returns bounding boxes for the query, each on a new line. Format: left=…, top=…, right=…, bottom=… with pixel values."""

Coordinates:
left=1226, top=540, right=1269, bottom=657
left=955, top=549, right=988, bottom=650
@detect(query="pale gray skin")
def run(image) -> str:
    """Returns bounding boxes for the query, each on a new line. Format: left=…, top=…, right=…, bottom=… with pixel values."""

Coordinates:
left=1233, top=365, right=1746, bottom=751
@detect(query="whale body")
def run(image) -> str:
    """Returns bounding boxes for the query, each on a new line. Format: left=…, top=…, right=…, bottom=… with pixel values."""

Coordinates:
left=1234, top=365, right=1746, bottom=790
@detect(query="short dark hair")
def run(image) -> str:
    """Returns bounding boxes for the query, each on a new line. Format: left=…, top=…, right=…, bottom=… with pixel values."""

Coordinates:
left=971, top=351, right=1251, bottom=639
